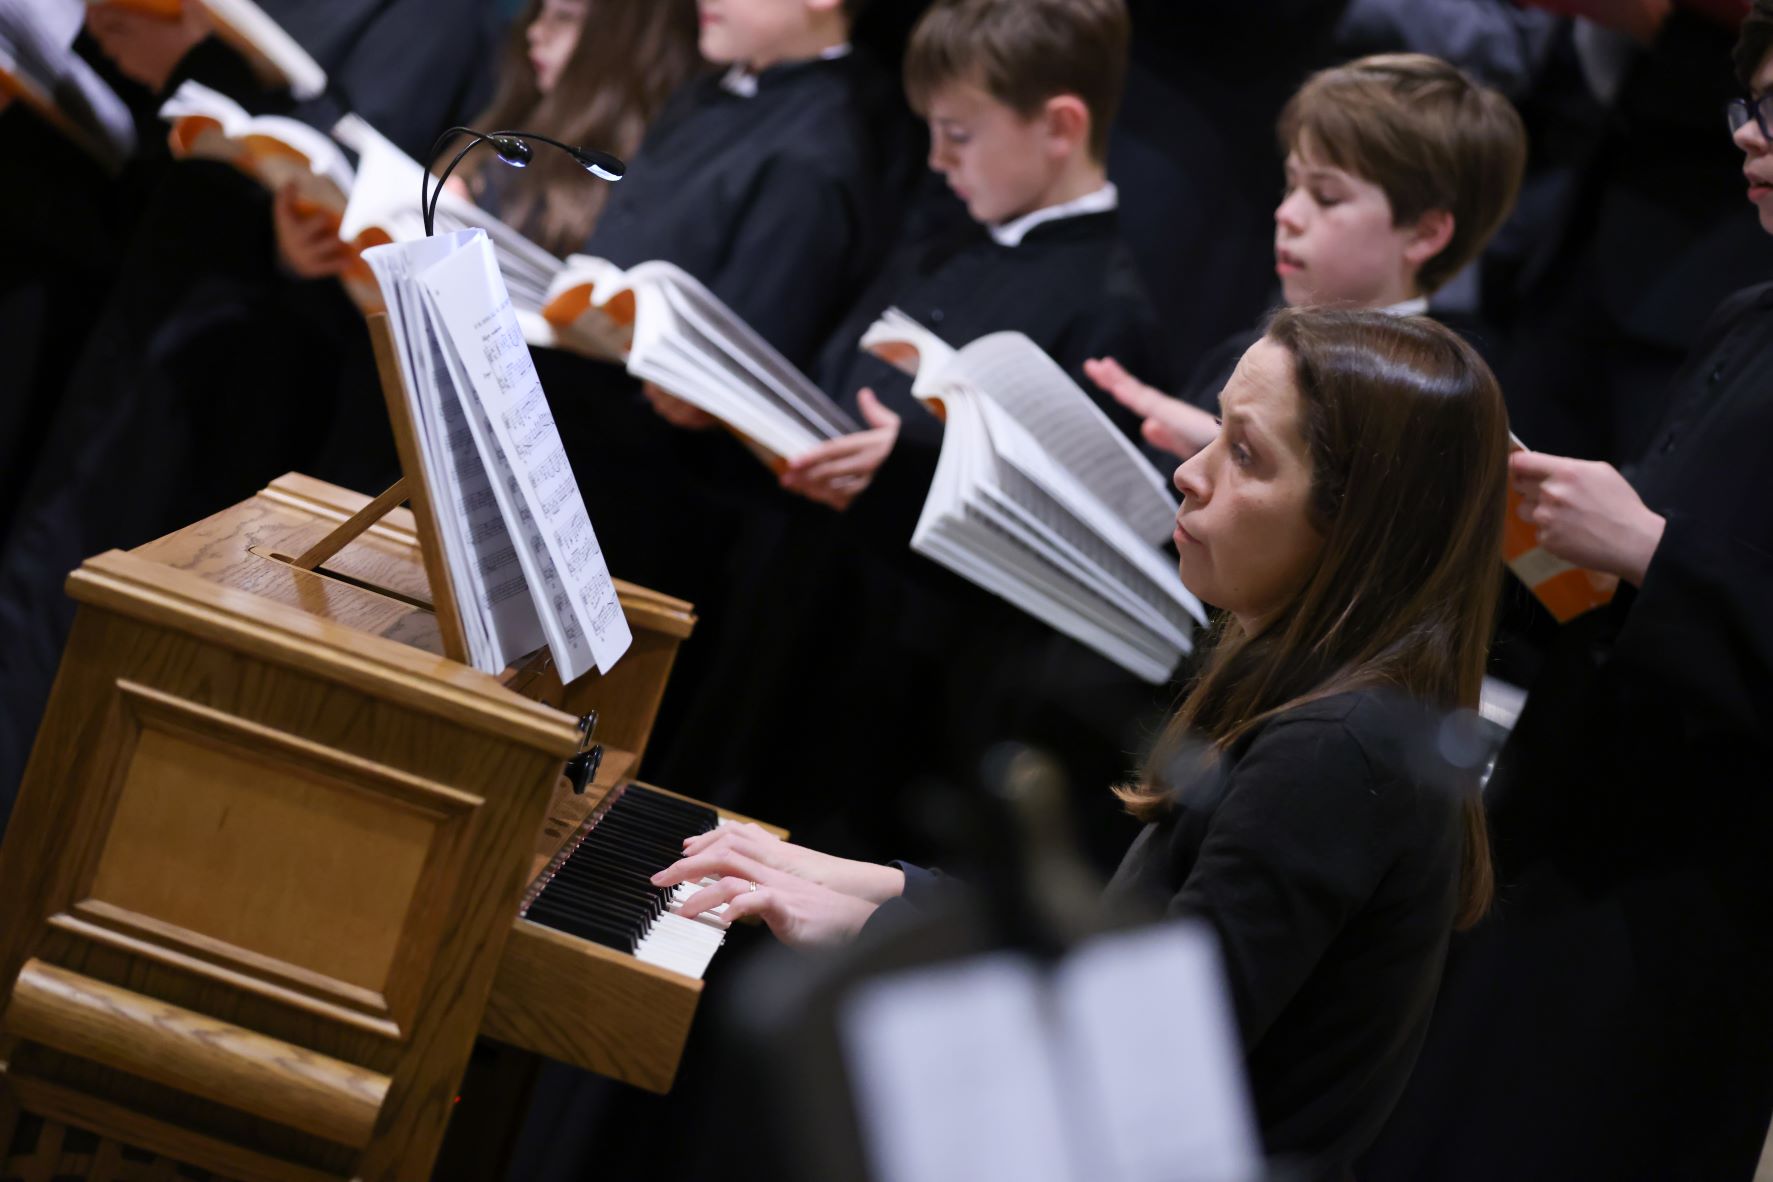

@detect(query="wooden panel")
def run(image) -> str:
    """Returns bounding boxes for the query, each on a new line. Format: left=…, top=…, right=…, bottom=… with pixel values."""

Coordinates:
left=74, top=682, right=480, bottom=1026
left=90, top=733, right=429, bottom=999
left=5, top=1074, right=344, bottom=1182
left=480, top=921, right=700, bottom=1095
left=0, top=471, right=715, bottom=1179
left=5, top=961, right=389, bottom=1148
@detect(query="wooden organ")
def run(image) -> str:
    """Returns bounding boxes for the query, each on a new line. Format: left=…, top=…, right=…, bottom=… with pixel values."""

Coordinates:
left=0, top=318, right=770, bottom=1180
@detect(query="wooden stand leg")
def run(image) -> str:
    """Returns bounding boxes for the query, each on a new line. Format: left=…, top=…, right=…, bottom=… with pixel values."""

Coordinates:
left=289, top=479, right=409, bottom=572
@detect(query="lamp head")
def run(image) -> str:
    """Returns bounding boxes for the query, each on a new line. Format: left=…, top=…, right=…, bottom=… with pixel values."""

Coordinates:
left=570, top=146, right=626, bottom=183
left=489, top=135, right=533, bottom=168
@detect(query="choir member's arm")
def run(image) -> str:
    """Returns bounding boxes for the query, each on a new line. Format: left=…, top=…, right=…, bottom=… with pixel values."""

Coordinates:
left=1084, top=357, right=1219, bottom=460
left=1166, top=717, right=1393, bottom=1047
left=1509, top=447, right=1772, bottom=737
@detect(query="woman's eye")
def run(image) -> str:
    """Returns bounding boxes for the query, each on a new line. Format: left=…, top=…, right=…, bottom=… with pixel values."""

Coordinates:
left=1230, top=441, right=1253, bottom=467
left=1312, top=189, right=1340, bottom=207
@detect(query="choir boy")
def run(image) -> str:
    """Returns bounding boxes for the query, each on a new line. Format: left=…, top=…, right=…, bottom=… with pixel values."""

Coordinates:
left=1088, top=53, right=1527, bottom=461
left=663, top=0, right=1175, bottom=868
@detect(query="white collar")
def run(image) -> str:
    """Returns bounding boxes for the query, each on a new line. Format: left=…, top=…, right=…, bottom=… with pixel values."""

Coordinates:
left=988, top=182, right=1119, bottom=248
left=719, top=42, right=852, bottom=98
left=1380, top=296, right=1430, bottom=317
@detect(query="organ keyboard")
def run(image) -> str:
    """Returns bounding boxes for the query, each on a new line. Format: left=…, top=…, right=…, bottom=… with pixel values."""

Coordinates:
left=522, top=784, right=729, bottom=978
left=0, top=472, right=774, bottom=1181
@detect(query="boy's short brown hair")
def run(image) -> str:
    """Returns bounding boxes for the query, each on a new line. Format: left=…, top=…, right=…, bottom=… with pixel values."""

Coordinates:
left=903, top=0, right=1129, bottom=162
left=1279, top=54, right=1528, bottom=295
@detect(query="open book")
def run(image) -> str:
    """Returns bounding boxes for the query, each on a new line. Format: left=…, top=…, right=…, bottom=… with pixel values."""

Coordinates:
left=539, top=257, right=858, bottom=462
left=159, top=83, right=562, bottom=319
left=1504, top=433, right=1617, bottom=623
left=842, top=922, right=1259, bottom=1182
left=362, top=228, right=632, bottom=682
left=87, top=0, right=325, bottom=99
left=1, top=0, right=135, bottom=169
left=863, top=310, right=1205, bottom=683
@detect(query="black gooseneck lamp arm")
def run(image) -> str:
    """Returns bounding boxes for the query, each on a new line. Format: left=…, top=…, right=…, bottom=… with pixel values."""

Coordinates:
left=420, top=125, right=627, bottom=237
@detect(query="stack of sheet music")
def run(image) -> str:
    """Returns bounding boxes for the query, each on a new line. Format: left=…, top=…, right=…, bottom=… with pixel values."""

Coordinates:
left=540, top=256, right=859, bottom=460
left=863, top=310, right=1207, bottom=682
left=363, top=228, right=632, bottom=682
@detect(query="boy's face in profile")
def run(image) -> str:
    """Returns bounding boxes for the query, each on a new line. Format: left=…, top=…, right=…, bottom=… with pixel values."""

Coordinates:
left=1274, top=142, right=1424, bottom=308
left=925, top=80, right=1066, bottom=226
left=697, top=0, right=823, bottom=67
left=1732, top=48, right=1773, bottom=235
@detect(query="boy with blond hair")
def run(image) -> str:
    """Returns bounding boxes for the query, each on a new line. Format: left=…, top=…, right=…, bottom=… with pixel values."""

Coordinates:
left=1090, top=53, right=1527, bottom=459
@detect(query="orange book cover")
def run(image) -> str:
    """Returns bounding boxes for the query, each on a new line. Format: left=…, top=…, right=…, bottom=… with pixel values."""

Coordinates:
left=1504, top=435, right=1617, bottom=623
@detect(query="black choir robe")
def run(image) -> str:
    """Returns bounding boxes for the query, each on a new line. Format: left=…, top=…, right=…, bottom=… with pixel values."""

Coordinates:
left=537, top=51, right=919, bottom=802
left=654, top=209, right=1180, bottom=872
left=1360, top=281, right=1773, bottom=1182
left=585, top=50, right=918, bottom=371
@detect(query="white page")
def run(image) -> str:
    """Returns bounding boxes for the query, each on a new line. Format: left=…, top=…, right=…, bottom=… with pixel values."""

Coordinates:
left=654, top=267, right=856, bottom=437
left=911, top=397, right=1192, bottom=681
left=949, top=333, right=1176, bottom=544
left=860, top=307, right=958, bottom=378
left=915, top=402, right=1179, bottom=680
left=1055, top=923, right=1262, bottom=1182
left=365, top=234, right=547, bottom=672
left=419, top=232, right=632, bottom=680
left=367, top=235, right=497, bottom=668
left=842, top=954, right=1078, bottom=1182
left=985, top=396, right=1205, bottom=634
left=924, top=508, right=1178, bottom=683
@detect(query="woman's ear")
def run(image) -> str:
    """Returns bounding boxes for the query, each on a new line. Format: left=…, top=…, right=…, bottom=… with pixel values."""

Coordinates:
left=1402, top=208, right=1456, bottom=272
left=1042, top=95, right=1092, bottom=161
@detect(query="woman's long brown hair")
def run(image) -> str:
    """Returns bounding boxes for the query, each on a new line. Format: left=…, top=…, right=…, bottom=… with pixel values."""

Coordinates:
left=458, top=0, right=700, bottom=256
left=1117, top=308, right=1510, bottom=929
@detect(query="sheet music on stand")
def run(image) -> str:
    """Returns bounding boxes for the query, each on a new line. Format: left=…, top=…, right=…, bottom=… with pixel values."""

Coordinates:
left=840, top=921, right=1264, bottom=1182
left=363, top=228, right=631, bottom=682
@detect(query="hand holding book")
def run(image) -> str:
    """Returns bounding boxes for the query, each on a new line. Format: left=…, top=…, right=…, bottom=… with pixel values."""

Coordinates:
left=1508, top=448, right=1665, bottom=590
left=779, top=389, right=902, bottom=511
left=272, top=183, right=354, bottom=279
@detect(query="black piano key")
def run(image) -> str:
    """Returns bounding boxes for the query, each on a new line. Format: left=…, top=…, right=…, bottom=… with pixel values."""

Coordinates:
left=525, top=900, right=639, bottom=952
left=524, top=785, right=722, bottom=949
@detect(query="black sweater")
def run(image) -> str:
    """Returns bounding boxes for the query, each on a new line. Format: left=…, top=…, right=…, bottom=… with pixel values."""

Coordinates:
left=1100, top=690, right=1466, bottom=1173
